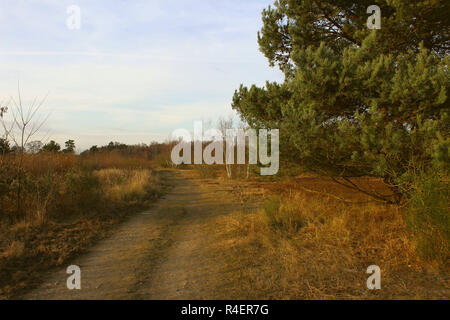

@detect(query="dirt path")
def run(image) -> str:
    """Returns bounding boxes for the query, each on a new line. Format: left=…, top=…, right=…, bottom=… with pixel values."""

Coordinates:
left=24, top=169, right=245, bottom=300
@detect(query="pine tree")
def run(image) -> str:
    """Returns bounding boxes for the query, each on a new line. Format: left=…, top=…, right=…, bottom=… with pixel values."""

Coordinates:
left=232, top=1, right=449, bottom=202
left=63, top=139, right=76, bottom=153
left=41, top=140, right=61, bottom=153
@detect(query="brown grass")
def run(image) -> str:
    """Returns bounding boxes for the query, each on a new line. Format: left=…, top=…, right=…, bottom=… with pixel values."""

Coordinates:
left=199, top=167, right=449, bottom=299
left=0, top=153, right=164, bottom=299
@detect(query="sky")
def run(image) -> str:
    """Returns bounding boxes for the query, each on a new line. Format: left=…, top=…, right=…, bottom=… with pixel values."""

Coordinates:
left=0, top=0, right=283, bottom=151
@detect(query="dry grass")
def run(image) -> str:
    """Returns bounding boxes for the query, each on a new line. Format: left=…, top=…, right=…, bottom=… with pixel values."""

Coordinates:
left=206, top=177, right=449, bottom=299
left=194, top=165, right=221, bottom=178
left=0, top=153, right=163, bottom=299
left=95, top=168, right=160, bottom=203
left=80, top=152, right=154, bottom=170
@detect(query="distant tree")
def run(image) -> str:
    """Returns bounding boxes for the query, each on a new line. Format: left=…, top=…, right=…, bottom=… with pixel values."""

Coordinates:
left=0, top=106, right=7, bottom=118
left=106, top=141, right=127, bottom=151
left=9, top=145, right=22, bottom=154
left=89, top=145, right=98, bottom=153
left=26, top=140, right=43, bottom=154
left=0, top=103, right=12, bottom=158
left=41, top=140, right=61, bottom=153
left=62, top=139, right=76, bottom=153
left=0, top=138, right=10, bottom=155
left=107, top=141, right=115, bottom=151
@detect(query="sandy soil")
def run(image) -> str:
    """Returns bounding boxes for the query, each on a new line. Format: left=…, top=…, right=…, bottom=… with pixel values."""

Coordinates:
left=23, top=169, right=246, bottom=300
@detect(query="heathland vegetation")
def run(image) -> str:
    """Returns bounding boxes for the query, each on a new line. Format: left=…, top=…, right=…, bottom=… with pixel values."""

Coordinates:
left=0, top=0, right=448, bottom=300
left=0, top=101, right=172, bottom=297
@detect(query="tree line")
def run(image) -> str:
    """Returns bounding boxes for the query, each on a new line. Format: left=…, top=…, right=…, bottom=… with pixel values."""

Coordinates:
left=0, top=138, right=76, bottom=154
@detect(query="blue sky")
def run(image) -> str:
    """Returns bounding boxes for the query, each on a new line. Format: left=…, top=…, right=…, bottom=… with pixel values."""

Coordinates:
left=0, top=0, right=283, bottom=151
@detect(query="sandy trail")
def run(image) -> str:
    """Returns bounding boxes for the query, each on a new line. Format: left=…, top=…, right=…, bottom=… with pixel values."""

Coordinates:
left=24, top=170, right=242, bottom=300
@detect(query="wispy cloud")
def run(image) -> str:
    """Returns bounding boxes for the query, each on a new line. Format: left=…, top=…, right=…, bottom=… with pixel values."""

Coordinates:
left=0, top=0, right=282, bottom=150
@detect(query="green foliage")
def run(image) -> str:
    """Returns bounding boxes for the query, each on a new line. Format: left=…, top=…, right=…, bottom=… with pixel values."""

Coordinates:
left=63, top=140, right=76, bottom=154
left=0, top=138, right=10, bottom=154
left=404, top=171, right=449, bottom=264
left=235, top=33, right=449, bottom=182
left=41, top=140, right=61, bottom=153
left=233, top=0, right=449, bottom=189
left=234, top=0, right=449, bottom=260
left=264, top=195, right=306, bottom=233
left=89, top=145, right=98, bottom=153
left=258, top=0, right=449, bottom=74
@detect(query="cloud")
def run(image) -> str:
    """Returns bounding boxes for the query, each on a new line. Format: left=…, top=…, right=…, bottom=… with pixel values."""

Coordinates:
left=0, top=0, right=283, bottom=150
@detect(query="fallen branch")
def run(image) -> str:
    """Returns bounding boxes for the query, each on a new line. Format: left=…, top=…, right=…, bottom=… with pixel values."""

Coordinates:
left=295, top=184, right=386, bottom=204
